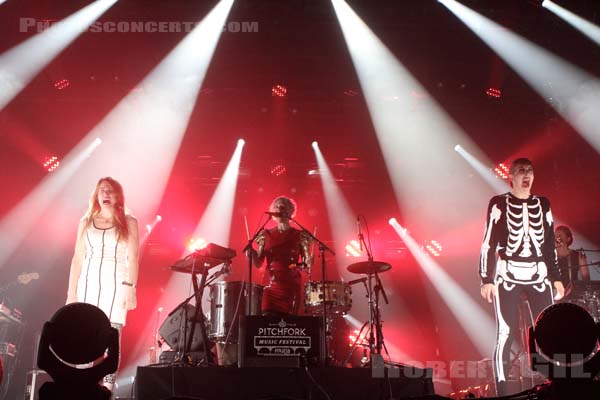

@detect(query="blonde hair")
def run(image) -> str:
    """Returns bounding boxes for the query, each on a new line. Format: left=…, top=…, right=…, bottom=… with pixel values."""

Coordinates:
left=82, top=177, right=129, bottom=241
left=269, top=196, right=297, bottom=218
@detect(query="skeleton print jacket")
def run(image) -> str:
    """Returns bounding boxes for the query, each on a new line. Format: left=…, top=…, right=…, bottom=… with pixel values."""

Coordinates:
left=479, top=193, right=560, bottom=285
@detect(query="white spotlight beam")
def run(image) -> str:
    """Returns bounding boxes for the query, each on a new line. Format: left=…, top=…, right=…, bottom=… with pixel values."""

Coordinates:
left=0, top=138, right=101, bottom=269
left=389, top=218, right=495, bottom=356
left=440, top=0, right=600, bottom=154
left=312, top=142, right=357, bottom=277
left=56, top=0, right=235, bottom=225
left=0, top=0, right=234, bottom=271
left=191, top=139, right=244, bottom=247
left=331, top=0, right=492, bottom=233
left=454, top=145, right=508, bottom=194
left=543, top=0, right=600, bottom=46
left=129, top=138, right=243, bottom=363
left=0, top=0, right=118, bottom=110
left=110, top=0, right=236, bottom=376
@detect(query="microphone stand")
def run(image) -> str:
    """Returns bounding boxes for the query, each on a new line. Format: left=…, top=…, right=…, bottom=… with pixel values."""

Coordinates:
left=289, top=216, right=335, bottom=367
left=243, top=217, right=272, bottom=316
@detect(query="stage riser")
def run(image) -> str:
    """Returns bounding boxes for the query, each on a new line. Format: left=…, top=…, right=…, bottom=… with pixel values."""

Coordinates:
left=136, top=366, right=434, bottom=400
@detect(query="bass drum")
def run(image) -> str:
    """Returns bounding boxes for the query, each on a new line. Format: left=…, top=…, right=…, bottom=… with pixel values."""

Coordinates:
left=208, top=281, right=263, bottom=343
left=304, top=281, right=352, bottom=315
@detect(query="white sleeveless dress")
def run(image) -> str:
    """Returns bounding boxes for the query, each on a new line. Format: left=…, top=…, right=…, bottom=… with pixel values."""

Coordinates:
left=77, top=222, right=129, bottom=325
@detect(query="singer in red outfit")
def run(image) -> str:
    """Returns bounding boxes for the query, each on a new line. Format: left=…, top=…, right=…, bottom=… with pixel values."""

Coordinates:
left=247, top=196, right=312, bottom=316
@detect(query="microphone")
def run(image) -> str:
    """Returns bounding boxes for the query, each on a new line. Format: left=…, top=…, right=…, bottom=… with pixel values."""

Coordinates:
left=265, top=211, right=289, bottom=218
left=356, top=216, right=362, bottom=251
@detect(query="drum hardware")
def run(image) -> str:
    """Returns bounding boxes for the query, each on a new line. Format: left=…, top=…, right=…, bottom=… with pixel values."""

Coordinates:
left=0, top=304, right=21, bottom=325
left=346, top=261, right=391, bottom=275
left=208, top=281, right=263, bottom=344
left=168, top=244, right=236, bottom=365
left=243, top=214, right=275, bottom=318
left=304, top=281, right=352, bottom=315
left=346, top=215, right=392, bottom=364
left=562, top=280, right=600, bottom=323
left=287, top=214, right=335, bottom=367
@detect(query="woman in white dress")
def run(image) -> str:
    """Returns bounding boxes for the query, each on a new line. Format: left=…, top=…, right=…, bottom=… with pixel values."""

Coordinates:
left=66, top=177, right=139, bottom=390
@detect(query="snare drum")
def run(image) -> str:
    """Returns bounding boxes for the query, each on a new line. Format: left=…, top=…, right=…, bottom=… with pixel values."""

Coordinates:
left=304, top=281, right=352, bottom=315
left=208, top=281, right=263, bottom=342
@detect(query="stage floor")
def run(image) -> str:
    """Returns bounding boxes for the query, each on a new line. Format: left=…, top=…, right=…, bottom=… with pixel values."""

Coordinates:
left=135, top=365, right=434, bottom=400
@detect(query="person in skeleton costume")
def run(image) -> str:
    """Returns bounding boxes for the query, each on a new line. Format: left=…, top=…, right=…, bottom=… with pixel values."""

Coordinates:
left=479, top=158, right=564, bottom=396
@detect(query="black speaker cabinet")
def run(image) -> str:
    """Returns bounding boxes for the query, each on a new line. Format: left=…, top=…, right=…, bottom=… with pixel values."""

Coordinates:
left=158, top=304, right=205, bottom=351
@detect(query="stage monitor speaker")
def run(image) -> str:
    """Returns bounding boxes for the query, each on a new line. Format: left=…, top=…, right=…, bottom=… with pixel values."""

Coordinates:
left=159, top=304, right=205, bottom=351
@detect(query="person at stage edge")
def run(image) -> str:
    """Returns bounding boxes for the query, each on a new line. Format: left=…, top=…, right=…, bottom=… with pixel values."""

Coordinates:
left=247, top=196, right=312, bottom=316
left=478, top=158, right=564, bottom=396
left=555, top=224, right=590, bottom=289
left=66, top=177, right=139, bottom=391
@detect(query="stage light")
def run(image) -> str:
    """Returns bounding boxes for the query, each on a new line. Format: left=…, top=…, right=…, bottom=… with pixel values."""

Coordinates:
left=94, top=137, right=102, bottom=145
left=141, top=215, right=163, bottom=244
left=494, top=163, right=509, bottom=180
left=388, top=218, right=407, bottom=234
left=237, top=138, right=245, bottom=146
left=345, top=240, right=362, bottom=257
left=542, top=1, right=600, bottom=47
left=311, top=141, right=318, bottom=149
left=43, top=156, right=60, bottom=172
left=271, top=84, right=287, bottom=97
left=389, top=218, right=495, bottom=355
left=454, top=144, right=462, bottom=152
left=54, top=79, right=70, bottom=90
left=424, top=239, right=442, bottom=257
left=485, top=87, right=501, bottom=98
left=270, top=163, right=286, bottom=177
left=528, top=303, right=600, bottom=390
left=332, top=0, right=492, bottom=234
left=188, top=237, right=208, bottom=252
left=0, top=0, right=117, bottom=111
left=348, top=329, right=368, bottom=347
left=37, top=303, right=119, bottom=399
left=188, top=138, right=244, bottom=249
left=439, top=0, right=600, bottom=155
left=312, top=141, right=358, bottom=277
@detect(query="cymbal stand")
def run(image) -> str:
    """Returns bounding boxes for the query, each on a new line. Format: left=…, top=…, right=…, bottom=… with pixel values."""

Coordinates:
left=357, top=216, right=389, bottom=359
left=289, top=216, right=335, bottom=366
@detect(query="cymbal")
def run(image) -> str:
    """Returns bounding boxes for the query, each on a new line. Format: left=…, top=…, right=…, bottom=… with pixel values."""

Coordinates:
left=347, top=261, right=391, bottom=275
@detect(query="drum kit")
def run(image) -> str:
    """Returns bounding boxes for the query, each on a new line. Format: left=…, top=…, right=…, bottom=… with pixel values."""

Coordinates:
left=162, top=236, right=393, bottom=367
left=561, top=280, right=600, bottom=322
